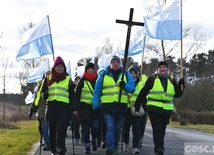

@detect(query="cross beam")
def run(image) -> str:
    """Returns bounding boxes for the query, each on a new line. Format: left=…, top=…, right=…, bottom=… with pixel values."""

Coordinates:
left=116, top=8, right=144, bottom=78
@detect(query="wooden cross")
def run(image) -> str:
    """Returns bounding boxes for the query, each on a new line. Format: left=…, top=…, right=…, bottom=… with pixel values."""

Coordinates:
left=116, top=8, right=144, bottom=101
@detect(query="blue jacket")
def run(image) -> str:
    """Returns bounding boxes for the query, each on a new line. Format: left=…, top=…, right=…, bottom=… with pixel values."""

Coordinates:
left=92, top=66, right=135, bottom=113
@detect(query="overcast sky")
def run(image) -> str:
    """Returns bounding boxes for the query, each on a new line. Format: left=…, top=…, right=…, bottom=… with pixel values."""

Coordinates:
left=0, top=0, right=214, bottom=93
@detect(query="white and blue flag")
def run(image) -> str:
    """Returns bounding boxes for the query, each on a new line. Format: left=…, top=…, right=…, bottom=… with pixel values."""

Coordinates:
left=27, top=58, right=50, bottom=83
left=119, top=27, right=146, bottom=56
left=16, top=15, right=54, bottom=61
left=144, top=1, right=181, bottom=40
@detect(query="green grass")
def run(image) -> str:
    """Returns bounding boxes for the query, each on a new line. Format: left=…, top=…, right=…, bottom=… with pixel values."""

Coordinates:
left=0, top=120, right=39, bottom=155
left=169, top=121, right=214, bottom=134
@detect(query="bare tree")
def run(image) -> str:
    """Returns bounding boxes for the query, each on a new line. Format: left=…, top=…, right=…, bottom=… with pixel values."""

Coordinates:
left=0, top=55, right=13, bottom=121
left=183, top=24, right=209, bottom=60
left=146, top=24, right=209, bottom=61
left=14, top=69, right=28, bottom=113
left=95, top=38, right=114, bottom=57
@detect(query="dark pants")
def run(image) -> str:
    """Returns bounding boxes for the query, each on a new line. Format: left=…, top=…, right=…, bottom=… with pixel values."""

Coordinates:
left=139, top=112, right=148, bottom=144
left=49, top=122, right=68, bottom=153
left=81, top=120, right=99, bottom=147
left=70, top=114, right=80, bottom=139
left=148, top=111, right=171, bottom=153
left=123, top=109, right=142, bottom=148
left=101, top=118, right=106, bottom=143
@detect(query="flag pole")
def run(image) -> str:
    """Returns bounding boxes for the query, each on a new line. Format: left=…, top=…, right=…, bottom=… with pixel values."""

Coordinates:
left=180, top=0, right=184, bottom=91
left=47, top=15, right=55, bottom=61
left=140, top=50, right=145, bottom=80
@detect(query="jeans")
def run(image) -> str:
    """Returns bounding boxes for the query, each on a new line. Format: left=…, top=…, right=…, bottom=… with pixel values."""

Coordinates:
left=38, top=119, right=50, bottom=146
left=91, top=120, right=99, bottom=142
left=103, top=111, right=124, bottom=151
left=43, top=121, right=50, bottom=146
left=81, top=120, right=99, bottom=147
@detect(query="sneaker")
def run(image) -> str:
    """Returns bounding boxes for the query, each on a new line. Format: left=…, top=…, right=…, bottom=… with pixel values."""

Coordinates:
left=42, top=145, right=50, bottom=151
left=58, top=150, right=66, bottom=155
left=92, top=140, right=97, bottom=151
left=123, top=143, right=129, bottom=152
left=41, top=140, right=45, bottom=146
left=155, top=149, right=164, bottom=155
left=81, top=136, right=84, bottom=143
left=106, top=148, right=113, bottom=155
left=132, top=148, right=140, bottom=154
left=84, top=147, right=91, bottom=154
left=102, top=142, right=106, bottom=149
left=113, top=149, right=119, bottom=155
left=75, top=138, right=79, bottom=145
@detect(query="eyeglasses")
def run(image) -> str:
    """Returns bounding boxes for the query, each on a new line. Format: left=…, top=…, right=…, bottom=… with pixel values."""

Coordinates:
left=56, top=65, right=64, bottom=68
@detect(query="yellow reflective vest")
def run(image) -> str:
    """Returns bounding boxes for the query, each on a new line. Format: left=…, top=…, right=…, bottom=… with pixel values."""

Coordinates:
left=128, top=74, right=147, bottom=108
left=147, top=76, right=175, bottom=110
left=48, top=76, right=70, bottom=104
left=80, top=80, right=93, bottom=104
left=34, top=82, right=43, bottom=106
left=101, top=74, right=128, bottom=104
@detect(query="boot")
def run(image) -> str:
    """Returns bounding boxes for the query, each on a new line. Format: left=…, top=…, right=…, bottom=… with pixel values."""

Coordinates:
left=92, top=140, right=97, bottom=151
left=155, top=149, right=164, bottom=155
left=84, top=147, right=91, bottom=154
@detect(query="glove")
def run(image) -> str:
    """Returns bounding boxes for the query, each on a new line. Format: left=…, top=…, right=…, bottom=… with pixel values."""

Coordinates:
left=134, top=103, right=141, bottom=113
left=72, top=111, right=79, bottom=118
left=28, top=110, right=34, bottom=119
left=178, top=78, right=185, bottom=88
left=119, top=81, right=126, bottom=89
left=43, top=91, right=49, bottom=100
left=178, top=78, right=184, bottom=85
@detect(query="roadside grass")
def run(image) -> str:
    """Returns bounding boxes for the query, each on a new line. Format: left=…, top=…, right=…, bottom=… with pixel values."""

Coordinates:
left=0, top=120, right=39, bottom=155
left=169, top=121, right=214, bottom=134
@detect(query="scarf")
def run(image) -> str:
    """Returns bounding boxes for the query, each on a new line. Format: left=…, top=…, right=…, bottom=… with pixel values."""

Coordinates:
left=47, top=72, right=67, bottom=86
left=83, top=71, right=97, bottom=82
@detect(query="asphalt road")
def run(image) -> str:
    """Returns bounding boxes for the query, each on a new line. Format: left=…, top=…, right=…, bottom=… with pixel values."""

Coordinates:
left=29, top=124, right=214, bottom=155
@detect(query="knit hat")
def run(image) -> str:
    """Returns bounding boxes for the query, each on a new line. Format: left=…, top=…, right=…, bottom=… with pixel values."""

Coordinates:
left=128, top=66, right=138, bottom=74
left=85, top=62, right=94, bottom=71
left=157, top=61, right=168, bottom=68
left=53, top=56, right=66, bottom=68
left=110, top=55, right=120, bottom=63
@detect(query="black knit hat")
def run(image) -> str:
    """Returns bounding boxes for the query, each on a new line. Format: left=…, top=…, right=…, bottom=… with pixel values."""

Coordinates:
left=157, top=61, right=168, bottom=68
left=110, top=55, right=120, bottom=63
left=128, top=66, right=138, bottom=74
left=85, top=62, right=94, bottom=71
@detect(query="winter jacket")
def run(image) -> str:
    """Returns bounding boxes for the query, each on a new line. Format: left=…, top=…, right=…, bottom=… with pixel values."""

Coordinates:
left=41, top=76, right=75, bottom=124
left=73, top=76, right=100, bottom=122
left=135, top=74, right=184, bottom=114
left=92, top=66, right=135, bottom=113
left=29, top=82, right=46, bottom=120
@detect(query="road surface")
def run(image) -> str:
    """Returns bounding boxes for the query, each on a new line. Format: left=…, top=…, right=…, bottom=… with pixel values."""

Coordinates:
left=29, top=124, right=214, bottom=155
